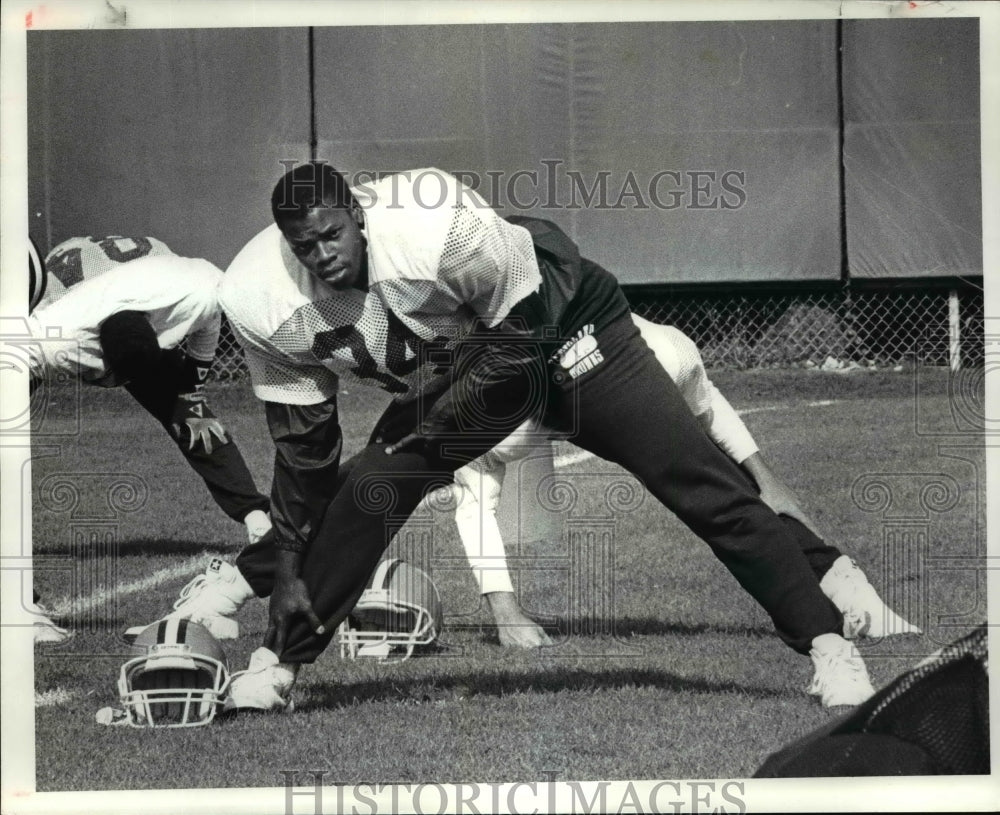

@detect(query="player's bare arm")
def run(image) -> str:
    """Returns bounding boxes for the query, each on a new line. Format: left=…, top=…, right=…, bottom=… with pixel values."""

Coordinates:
left=264, top=548, right=324, bottom=659
left=740, top=451, right=823, bottom=538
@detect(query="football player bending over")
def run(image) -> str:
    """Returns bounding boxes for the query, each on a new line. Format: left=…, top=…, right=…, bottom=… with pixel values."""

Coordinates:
left=169, top=317, right=917, bottom=652
left=27, top=237, right=272, bottom=641
left=178, top=164, right=894, bottom=711
left=449, top=315, right=918, bottom=647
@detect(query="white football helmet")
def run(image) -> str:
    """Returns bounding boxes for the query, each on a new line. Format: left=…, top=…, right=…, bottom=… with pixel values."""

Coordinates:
left=118, top=618, right=229, bottom=727
left=337, top=558, right=443, bottom=662
left=29, top=236, right=47, bottom=313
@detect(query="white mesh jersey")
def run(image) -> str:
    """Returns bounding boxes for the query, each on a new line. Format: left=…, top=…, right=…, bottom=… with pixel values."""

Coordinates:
left=221, top=168, right=542, bottom=406
left=27, top=255, right=223, bottom=386
left=39, top=236, right=175, bottom=309
left=634, top=317, right=713, bottom=415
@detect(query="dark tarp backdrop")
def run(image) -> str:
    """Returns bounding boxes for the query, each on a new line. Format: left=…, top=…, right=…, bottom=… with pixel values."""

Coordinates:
left=27, top=27, right=312, bottom=270
left=28, top=19, right=981, bottom=283
left=312, top=21, right=842, bottom=284
left=842, top=18, right=981, bottom=279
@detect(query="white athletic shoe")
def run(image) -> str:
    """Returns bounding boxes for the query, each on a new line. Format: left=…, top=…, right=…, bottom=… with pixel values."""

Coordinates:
left=244, top=510, right=272, bottom=545
left=225, top=647, right=298, bottom=713
left=807, top=633, right=876, bottom=708
left=29, top=603, right=72, bottom=644
left=164, top=558, right=255, bottom=640
left=821, top=555, right=921, bottom=638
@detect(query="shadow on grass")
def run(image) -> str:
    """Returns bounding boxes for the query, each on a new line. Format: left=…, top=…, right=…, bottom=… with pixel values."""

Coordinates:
left=455, top=615, right=773, bottom=643
left=32, top=538, right=232, bottom=557
left=296, top=665, right=791, bottom=712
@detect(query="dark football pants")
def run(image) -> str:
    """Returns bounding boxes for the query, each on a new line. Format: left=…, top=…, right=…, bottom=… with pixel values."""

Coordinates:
left=270, top=362, right=542, bottom=664
left=265, top=312, right=842, bottom=664
left=548, top=314, right=843, bottom=652
left=124, top=349, right=269, bottom=524
left=235, top=464, right=842, bottom=599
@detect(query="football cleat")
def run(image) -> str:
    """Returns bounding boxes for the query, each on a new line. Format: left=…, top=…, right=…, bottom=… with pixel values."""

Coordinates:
left=29, top=602, right=73, bottom=644
left=224, top=647, right=297, bottom=713
left=337, top=558, right=443, bottom=662
left=821, top=556, right=921, bottom=639
left=807, top=633, right=876, bottom=708
left=164, top=558, right=255, bottom=640
left=118, top=618, right=229, bottom=727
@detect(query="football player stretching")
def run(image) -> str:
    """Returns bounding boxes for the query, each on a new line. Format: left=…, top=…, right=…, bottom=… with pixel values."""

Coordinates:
left=207, top=163, right=886, bottom=711
left=27, top=237, right=271, bottom=640
left=172, top=314, right=916, bottom=654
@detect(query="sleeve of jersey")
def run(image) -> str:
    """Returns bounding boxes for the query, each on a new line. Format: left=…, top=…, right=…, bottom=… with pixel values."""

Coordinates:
left=266, top=398, right=343, bottom=553
left=221, top=292, right=340, bottom=406
left=185, top=309, right=222, bottom=364
left=438, top=206, right=542, bottom=328
left=176, top=263, right=224, bottom=363
left=419, top=211, right=553, bottom=436
left=702, top=382, right=759, bottom=465
left=242, top=346, right=339, bottom=406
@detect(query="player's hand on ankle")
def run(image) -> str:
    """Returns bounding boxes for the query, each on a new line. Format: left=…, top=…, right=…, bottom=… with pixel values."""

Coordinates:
left=265, top=557, right=324, bottom=657
left=759, top=478, right=822, bottom=538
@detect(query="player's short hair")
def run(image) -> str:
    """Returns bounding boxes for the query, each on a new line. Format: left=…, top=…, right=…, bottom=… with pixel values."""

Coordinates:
left=99, top=310, right=161, bottom=382
left=271, top=161, right=356, bottom=228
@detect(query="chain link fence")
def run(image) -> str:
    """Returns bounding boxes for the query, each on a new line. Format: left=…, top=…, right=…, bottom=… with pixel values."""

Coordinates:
left=627, top=283, right=984, bottom=370
left=212, top=315, right=250, bottom=382
left=208, top=281, right=985, bottom=381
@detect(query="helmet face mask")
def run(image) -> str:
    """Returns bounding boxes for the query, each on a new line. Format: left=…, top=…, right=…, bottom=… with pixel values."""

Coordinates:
left=118, top=620, right=229, bottom=727
left=338, top=559, right=443, bottom=663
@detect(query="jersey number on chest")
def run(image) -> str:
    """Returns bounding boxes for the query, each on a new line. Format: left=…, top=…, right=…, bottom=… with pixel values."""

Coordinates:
left=311, top=310, right=450, bottom=395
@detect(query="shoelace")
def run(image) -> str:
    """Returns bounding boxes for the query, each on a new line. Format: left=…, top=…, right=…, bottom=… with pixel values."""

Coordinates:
left=843, top=608, right=872, bottom=639
left=830, top=563, right=877, bottom=634
left=809, top=647, right=868, bottom=694
left=172, top=575, right=209, bottom=610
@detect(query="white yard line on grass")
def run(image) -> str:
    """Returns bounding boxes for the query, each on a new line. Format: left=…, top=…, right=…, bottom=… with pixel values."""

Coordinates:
left=35, top=688, right=78, bottom=708
left=736, top=399, right=838, bottom=416
left=48, top=552, right=210, bottom=617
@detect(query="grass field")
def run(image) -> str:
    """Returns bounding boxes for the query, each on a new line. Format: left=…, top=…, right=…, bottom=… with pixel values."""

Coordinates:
left=26, top=367, right=987, bottom=790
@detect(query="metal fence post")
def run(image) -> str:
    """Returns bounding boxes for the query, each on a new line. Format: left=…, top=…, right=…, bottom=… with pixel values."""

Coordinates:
left=949, top=288, right=961, bottom=372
